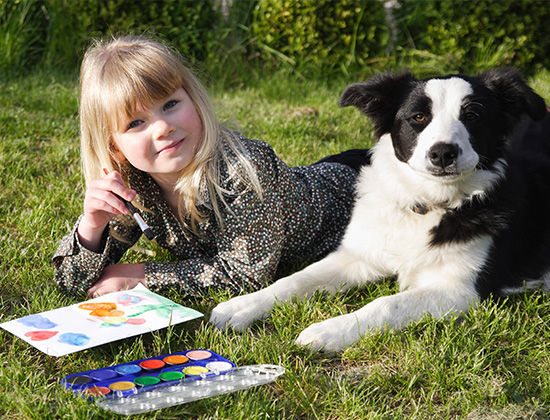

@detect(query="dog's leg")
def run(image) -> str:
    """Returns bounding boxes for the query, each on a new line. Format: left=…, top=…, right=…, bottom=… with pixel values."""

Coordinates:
left=295, top=286, right=479, bottom=352
left=210, top=248, right=383, bottom=331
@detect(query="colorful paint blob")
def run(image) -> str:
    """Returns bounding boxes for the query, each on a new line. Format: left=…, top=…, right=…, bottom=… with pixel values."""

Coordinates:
left=115, top=364, right=141, bottom=375
left=206, top=361, right=233, bottom=372
left=58, top=332, right=91, bottom=347
left=117, top=294, right=143, bottom=306
left=125, top=318, right=146, bottom=325
left=186, top=350, right=212, bottom=360
left=78, top=300, right=153, bottom=330
left=17, top=314, right=57, bottom=329
left=65, top=375, right=92, bottom=386
left=24, top=330, right=58, bottom=341
left=159, top=371, right=184, bottom=381
left=83, top=386, right=111, bottom=397
left=109, top=381, right=136, bottom=391
left=134, top=376, right=161, bottom=386
left=101, top=316, right=128, bottom=326
left=90, top=369, right=117, bottom=381
left=139, top=359, right=165, bottom=370
left=163, top=355, right=189, bottom=365
left=79, top=302, right=117, bottom=311
left=183, top=366, right=209, bottom=376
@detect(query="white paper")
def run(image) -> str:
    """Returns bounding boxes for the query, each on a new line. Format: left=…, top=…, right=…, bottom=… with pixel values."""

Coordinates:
left=0, top=285, right=202, bottom=357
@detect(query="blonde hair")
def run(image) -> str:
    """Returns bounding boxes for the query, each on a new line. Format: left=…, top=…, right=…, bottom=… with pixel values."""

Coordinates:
left=79, top=34, right=262, bottom=231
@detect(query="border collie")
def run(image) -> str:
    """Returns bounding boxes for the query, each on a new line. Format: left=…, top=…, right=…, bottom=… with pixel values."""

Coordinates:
left=211, top=68, right=550, bottom=352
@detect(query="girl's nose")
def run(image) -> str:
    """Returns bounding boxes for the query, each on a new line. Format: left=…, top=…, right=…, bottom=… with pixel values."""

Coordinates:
left=153, top=118, right=175, bottom=139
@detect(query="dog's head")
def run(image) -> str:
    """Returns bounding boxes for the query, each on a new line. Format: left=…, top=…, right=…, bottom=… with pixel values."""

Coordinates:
left=340, top=69, right=548, bottom=178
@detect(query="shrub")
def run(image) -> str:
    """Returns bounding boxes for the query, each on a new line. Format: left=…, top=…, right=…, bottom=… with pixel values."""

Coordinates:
left=395, top=0, right=550, bottom=75
left=3, top=0, right=550, bottom=81
left=0, top=0, right=45, bottom=75
left=250, top=0, right=390, bottom=76
left=1, top=0, right=222, bottom=74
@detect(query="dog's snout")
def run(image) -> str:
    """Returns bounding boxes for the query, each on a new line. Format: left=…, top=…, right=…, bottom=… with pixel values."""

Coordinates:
left=428, top=142, right=460, bottom=168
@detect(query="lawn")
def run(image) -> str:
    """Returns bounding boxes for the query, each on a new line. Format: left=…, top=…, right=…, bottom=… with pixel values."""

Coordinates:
left=1, top=68, right=550, bottom=419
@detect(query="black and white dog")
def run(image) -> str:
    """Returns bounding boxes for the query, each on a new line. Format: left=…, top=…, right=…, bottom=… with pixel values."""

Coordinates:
left=211, top=68, right=550, bottom=352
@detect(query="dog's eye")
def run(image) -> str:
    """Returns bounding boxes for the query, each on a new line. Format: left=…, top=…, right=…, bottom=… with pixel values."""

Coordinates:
left=464, top=111, right=479, bottom=121
left=413, top=114, right=426, bottom=122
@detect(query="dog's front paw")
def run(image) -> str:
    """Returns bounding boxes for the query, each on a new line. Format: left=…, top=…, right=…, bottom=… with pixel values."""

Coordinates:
left=210, top=291, right=274, bottom=332
left=295, top=313, right=361, bottom=352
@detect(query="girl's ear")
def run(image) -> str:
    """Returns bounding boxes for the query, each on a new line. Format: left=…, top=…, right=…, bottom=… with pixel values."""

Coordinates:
left=113, top=150, right=126, bottom=163
left=110, top=142, right=126, bottom=163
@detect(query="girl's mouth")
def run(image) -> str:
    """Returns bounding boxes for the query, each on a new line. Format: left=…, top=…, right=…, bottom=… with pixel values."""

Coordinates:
left=158, top=139, right=184, bottom=154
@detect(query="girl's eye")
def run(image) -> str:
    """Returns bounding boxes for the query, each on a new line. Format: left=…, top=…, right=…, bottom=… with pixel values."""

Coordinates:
left=163, top=100, right=178, bottom=111
left=128, top=120, right=143, bottom=129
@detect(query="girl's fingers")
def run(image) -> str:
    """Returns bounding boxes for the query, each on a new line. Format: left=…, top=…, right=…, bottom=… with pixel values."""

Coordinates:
left=81, top=171, right=137, bottom=230
left=100, top=171, right=136, bottom=202
left=84, top=187, right=128, bottom=217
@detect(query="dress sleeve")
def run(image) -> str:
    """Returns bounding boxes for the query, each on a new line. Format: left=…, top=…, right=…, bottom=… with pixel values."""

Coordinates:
left=52, top=215, right=143, bottom=297
left=143, top=142, right=290, bottom=296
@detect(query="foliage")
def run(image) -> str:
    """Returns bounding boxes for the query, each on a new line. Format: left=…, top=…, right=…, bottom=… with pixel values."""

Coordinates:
left=0, top=0, right=222, bottom=72
left=2, top=0, right=550, bottom=81
left=250, top=0, right=390, bottom=76
left=0, top=0, right=44, bottom=76
left=85, top=0, right=221, bottom=61
left=394, top=0, right=550, bottom=75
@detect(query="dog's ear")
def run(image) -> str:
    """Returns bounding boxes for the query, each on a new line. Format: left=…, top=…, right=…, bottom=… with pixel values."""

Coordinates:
left=339, top=71, right=417, bottom=138
left=478, top=68, right=548, bottom=122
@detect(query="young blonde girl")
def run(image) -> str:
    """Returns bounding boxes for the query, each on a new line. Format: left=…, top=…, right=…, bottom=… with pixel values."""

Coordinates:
left=53, top=34, right=369, bottom=298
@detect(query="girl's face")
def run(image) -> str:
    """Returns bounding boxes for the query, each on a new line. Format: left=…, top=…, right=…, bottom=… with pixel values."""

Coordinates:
left=112, top=88, right=203, bottom=187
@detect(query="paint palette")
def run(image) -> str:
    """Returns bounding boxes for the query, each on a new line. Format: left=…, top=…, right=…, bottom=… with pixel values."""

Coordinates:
left=61, top=350, right=285, bottom=415
left=61, top=349, right=235, bottom=401
left=97, top=364, right=285, bottom=415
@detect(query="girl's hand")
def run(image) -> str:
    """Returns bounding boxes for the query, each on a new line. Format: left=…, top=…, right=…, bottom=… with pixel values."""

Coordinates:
left=87, top=263, right=146, bottom=298
left=77, top=171, right=136, bottom=252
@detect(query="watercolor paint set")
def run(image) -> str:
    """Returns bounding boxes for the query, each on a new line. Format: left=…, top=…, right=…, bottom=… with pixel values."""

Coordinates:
left=61, top=349, right=234, bottom=400
left=61, top=349, right=285, bottom=415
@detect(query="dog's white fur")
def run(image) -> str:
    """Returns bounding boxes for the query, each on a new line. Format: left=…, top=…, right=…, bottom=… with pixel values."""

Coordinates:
left=210, top=71, right=549, bottom=352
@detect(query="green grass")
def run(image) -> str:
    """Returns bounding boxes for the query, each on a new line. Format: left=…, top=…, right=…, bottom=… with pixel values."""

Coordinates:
left=1, top=68, right=550, bottom=420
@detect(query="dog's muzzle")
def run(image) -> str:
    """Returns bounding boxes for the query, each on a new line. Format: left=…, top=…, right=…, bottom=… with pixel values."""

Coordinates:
left=427, top=142, right=461, bottom=176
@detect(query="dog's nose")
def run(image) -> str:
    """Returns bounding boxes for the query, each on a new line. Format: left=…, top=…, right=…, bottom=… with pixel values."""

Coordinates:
left=428, top=142, right=459, bottom=168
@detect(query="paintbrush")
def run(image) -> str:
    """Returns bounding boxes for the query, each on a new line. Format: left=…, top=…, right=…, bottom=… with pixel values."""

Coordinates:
left=103, top=168, right=155, bottom=240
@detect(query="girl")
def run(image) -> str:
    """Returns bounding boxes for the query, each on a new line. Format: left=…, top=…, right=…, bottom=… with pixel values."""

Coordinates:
left=53, top=35, right=369, bottom=298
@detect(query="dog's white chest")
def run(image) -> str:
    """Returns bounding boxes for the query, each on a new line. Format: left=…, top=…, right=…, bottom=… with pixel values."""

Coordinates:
left=346, top=182, right=493, bottom=291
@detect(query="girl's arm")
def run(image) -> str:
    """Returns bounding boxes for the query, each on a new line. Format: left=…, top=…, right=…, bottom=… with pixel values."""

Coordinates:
left=53, top=170, right=142, bottom=296
left=52, top=215, right=143, bottom=297
left=78, top=171, right=136, bottom=252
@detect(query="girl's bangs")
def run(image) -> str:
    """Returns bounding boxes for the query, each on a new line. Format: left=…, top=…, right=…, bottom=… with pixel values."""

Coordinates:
left=104, top=56, right=184, bottom=131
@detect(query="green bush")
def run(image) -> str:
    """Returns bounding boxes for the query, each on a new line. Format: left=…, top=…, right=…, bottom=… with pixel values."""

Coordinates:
left=3, top=0, right=550, bottom=81
left=395, top=0, right=550, bottom=75
left=88, top=0, right=221, bottom=61
left=1, top=0, right=222, bottom=75
left=251, top=0, right=390, bottom=76
left=0, top=0, right=45, bottom=76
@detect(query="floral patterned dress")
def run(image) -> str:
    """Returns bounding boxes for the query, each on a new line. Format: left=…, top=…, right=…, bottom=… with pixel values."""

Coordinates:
left=53, top=135, right=359, bottom=297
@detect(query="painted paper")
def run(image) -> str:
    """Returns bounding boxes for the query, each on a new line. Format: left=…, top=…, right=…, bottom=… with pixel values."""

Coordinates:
left=0, top=285, right=202, bottom=357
